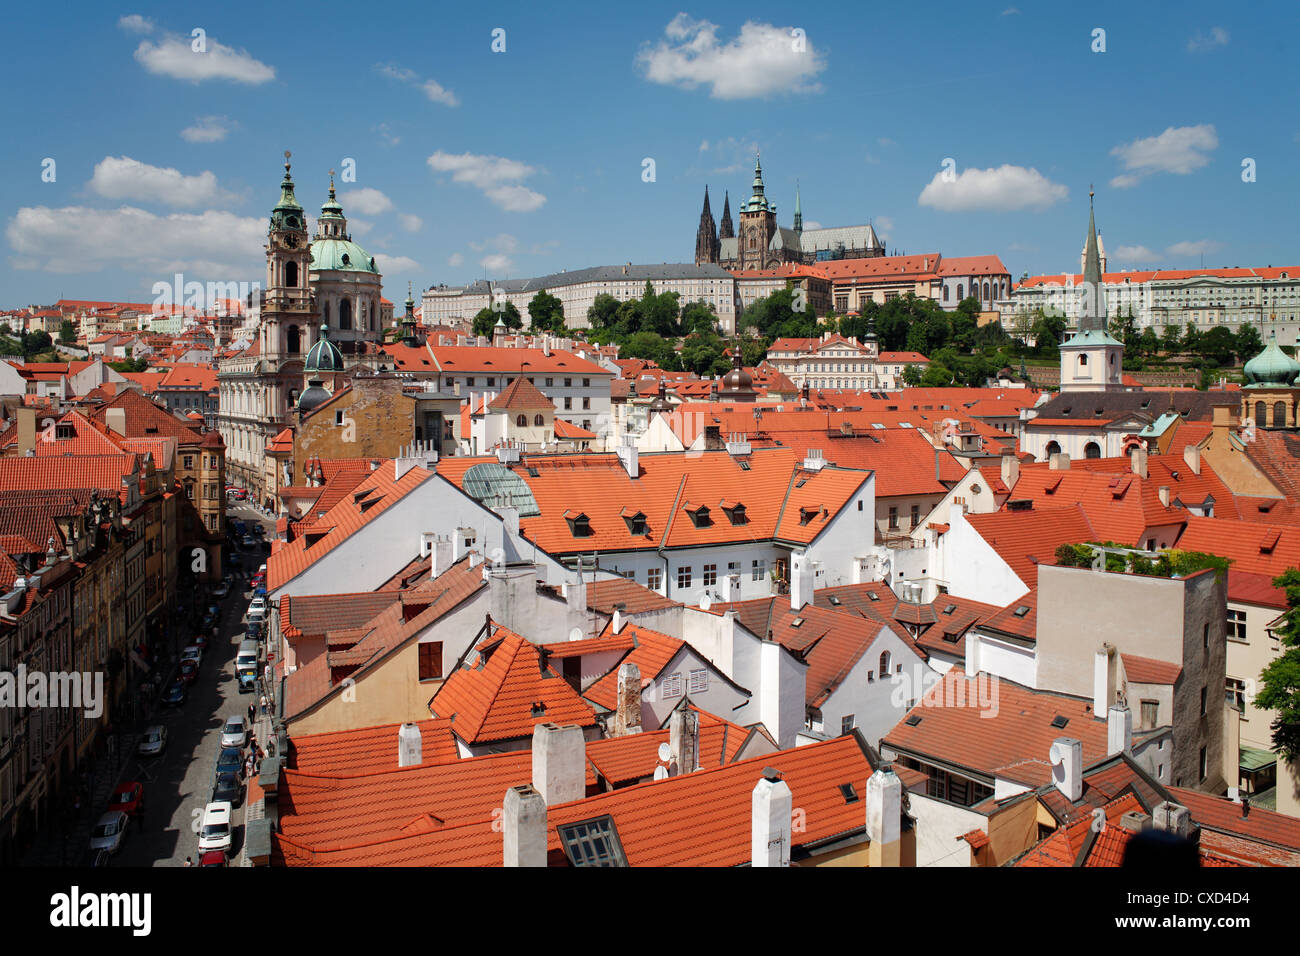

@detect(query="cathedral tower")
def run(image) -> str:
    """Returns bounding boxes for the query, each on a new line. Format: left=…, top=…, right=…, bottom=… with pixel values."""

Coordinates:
left=1060, top=190, right=1123, bottom=392
left=738, top=154, right=777, bottom=271
left=694, top=186, right=719, bottom=265
left=719, top=190, right=734, bottom=240
left=262, top=151, right=313, bottom=362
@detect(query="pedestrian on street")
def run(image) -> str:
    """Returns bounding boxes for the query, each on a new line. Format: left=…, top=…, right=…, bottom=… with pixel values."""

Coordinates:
left=184, top=856, right=192, bottom=867
left=259, top=693, right=268, bottom=716
left=247, top=702, right=255, bottom=724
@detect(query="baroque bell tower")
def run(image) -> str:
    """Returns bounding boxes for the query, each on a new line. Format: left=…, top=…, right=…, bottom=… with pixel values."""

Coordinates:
left=738, top=153, right=777, bottom=271
left=262, top=151, right=313, bottom=363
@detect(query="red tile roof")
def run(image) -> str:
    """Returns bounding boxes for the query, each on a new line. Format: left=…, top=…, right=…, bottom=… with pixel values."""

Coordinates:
left=290, top=719, right=459, bottom=775
left=430, top=626, right=598, bottom=744
left=1120, top=653, right=1182, bottom=686
left=582, top=624, right=688, bottom=711
left=584, top=708, right=752, bottom=786
left=966, top=505, right=1097, bottom=589
left=487, top=375, right=553, bottom=411
left=430, top=346, right=610, bottom=376
left=584, top=578, right=679, bottom=615
left=1226, top=570, right=1287, bottom=609
left=1175, top=515, right=1300, bottom=578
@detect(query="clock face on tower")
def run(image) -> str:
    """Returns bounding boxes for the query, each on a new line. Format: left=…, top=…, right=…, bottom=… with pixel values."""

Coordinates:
left=284, top=234, right=298, bottom=248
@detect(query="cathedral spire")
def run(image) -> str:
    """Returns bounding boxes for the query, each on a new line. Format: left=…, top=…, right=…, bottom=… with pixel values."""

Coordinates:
left=694, top=183, right=719, bottom=265
left=719, top=190, right=734, bottom=239
left=1080, top=187, right=1104, bottom=331
left=794, top=181, right=803, bottom=235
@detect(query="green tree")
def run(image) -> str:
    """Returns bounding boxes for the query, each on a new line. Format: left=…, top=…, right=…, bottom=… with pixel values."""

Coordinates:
left=472, top=301, right=522, bottom=337
left=1201, top=326, right=1237, bottom=366
left=1161, top=323, right=1183, bottom=354
left=679, top=300, right=719, bottom=336
left=1029, top=310, right=1067, bottom=357
left=1235, top=324, right=1264, bottom=364
left=621, top=331, right=677, bottom=369
left=587, top=293, right=620, bottom=330
left=679, top=331, right=728, bottom=375
left=527, top=290, right=564, bottom=332
left=1137, top=327, right=1160, bottom=358
left=21, top=329, right=52, bottom=358
left=901, top=365, right=924, bottom=387
left=1256, top=568, right=1300, bottom=762
left=1108, top=309, right=1139, bottom=352
left=1182, top=324, right=1203, bottom=353
left=59, top=320, right=76, bottom=345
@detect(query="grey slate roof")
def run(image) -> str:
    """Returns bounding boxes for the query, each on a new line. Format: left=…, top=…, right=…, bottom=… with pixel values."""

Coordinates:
left=451, top=262, right=734, bottom=295
left=1031, top=389, right=1236, bottom=425
left=800, top=224, right=882, bottom=253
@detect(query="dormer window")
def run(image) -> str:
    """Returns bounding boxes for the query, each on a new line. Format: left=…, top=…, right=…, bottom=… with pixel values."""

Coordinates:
left=720, top=500, right=747, bottom=525
left=564, top=510, right=592, bottom=537
left=684, top=503, right=712, bottom=527
left=799, top=505, right=822, bottom=526
left=620, top=508, right=647, bottom=535
left=55, top=423, right=74, bottom=440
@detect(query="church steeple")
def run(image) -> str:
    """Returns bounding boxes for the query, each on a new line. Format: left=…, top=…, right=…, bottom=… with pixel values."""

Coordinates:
left=694, top=185, right=719, bottom=265
left=1080, top=187, right=1105, bottom=332
left=794, top=181, right=803, bottom=235
left=719, top=190, right=734, bottom=240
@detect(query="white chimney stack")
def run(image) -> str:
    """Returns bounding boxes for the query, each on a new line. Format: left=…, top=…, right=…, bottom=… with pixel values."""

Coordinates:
left=802, top=448, right=826, bottom=472
left=398, top=722, right=422, bottom=768
left=866, top=763, right=902, bottom=868
left=1049, top=452, right=1071, bottom=471
left=720, top=573, right=741, bottom=602
left=751, top=768, right=793, bottom=867
left=1183, top=444, right=1202, bottom=475
left=616, top=437, right=639, bottom=479
left=1130, top=446, right=1148, bottom=479
left=790, top=552, right=815, bottom=612
left=1151, top=801, right=1192, bottom=838
left=1049, top=737, right=1083, bottom=802
left=1000, top=453, right=1020, bottom=490
left=1107, top=702, right=1133, bottom=756
left=502, top=784, right=547, bottom=867
left=532, top=723, right=585, bottom=806
left=1158, top=485, right=1170, bottom=508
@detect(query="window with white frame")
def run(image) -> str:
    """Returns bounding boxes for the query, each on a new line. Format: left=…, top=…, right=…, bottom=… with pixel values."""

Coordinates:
left=646, top=567, right=662, bottom=591
left=661, top=673, right=683, bottom=698
left=677, top=566, right=692, bottom=589
left=689, top=669, right=708, bottom=694
left=1227, top=608, right=1247, bottom=642
left=752, top=559, right=766, bottom=581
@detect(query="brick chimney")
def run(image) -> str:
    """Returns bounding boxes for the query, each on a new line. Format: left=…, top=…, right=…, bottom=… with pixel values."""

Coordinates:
left=609, top=662, right=642, bottom=737
left=502, top=784, right=547, bottom=867
left=668, top=704, right=699, bottom=775
left=751, top=768, right=792, bottom=867
left=532, top=723, right=585, bottom=806
left=866, top=763, right=902, bottom=867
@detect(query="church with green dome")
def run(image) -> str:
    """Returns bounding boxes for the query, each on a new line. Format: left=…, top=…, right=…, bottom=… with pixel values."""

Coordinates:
left=1240, top=330, right=1300, bottom=429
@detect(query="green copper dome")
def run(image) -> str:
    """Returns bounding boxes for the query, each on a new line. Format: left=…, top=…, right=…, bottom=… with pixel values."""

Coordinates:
left=304, top=323, right=345, bottom=373
left=1243, top=331, right=1300, bottom=387
left=270, top=154, right=305, bottom=232
left=310, top=237, right=379, bottom=273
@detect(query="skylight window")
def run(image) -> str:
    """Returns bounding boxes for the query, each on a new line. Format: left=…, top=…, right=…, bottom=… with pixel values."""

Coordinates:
left=790, top=618, right=804, bottom=628
left=942, top=604, right=957, bottom=615
left=838, top=783, right=859, bottom=804
left=1050, top=715, right=1069, bottom=729
left=828, top=595, right=841, bottom=606
left=1012, top=605, right=1031, bottom=617
left=557, top=816, right=628, bottom=867
left=905, top=714, right=922, bottom=726
left=867, top=592, right=880, bottom=602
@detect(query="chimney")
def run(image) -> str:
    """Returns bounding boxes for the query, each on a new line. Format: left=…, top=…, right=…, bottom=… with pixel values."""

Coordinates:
left=1211, top=401, right=1237, bottom=433
left=531, top=723, right=585, bottom=806
left=866, top=763, right=902, bottom=867
left=105, top=406, right=127, bottom=437
left=563, top=571, right=587, bottom=615
left=452, top=527, right=475, bottom=563
left=615, top=436, right=639, bottom=479
left=498, top=505, right=520, bottom=538
left=611, top=607, right=626, bottom=634
left=398, top=722, right=422, bottom=768
left=1158, top=485, right=1170, bottom=508
left=16, top=407, right=35, bottom=457
left=610, top=662, right=642, bottom=737
left=1049, top=737, right=1083, bottom=801
left=1049, top=451, right=1071, bottom=471
left=395, top=440, right=438, bottom=480
left=668, top=705, right=699, bottom=775
left=751, top=768, right=793, bottom=867
left=1130, top=446, right=1148, bottom=479
left=934, top=447, right=942, bottom=482
left=802, top=448, right=826, bottom=472
left=1151, top=801, right=1192, bottom=838
left=790, top=552, right=815, bottom=611
left=1183, top=443, right=1201, bottom=475
left=720, top=572, right=741, bottom=602
left=1107, top=702, right=1133, bottom=756
left=1093, top=643, right=1117, bottom=715
left=502, top=784, right=547, bottom=867
left=1000, top=452, right=1019, bottom=489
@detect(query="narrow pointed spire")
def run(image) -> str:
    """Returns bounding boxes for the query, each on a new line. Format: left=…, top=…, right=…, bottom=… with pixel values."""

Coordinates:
left=793, top=181, right=803, bottom=234
left=719, top=190, right=734, bottom=239
left=1081, top=186, right=1103, bottom=329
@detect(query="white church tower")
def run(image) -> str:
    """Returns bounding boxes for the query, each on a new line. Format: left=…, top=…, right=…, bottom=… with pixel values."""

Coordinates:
left=1059, top=190, right=1123, bottom=393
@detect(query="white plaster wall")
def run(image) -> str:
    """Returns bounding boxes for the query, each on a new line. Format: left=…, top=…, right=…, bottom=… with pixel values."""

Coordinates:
left=939, top=509, right=1030, bottom=606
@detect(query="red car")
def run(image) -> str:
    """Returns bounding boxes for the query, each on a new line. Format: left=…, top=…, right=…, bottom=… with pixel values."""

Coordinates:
left=250, top=573, right=266, bottom=589
left=179, top=659, right=199, bottom=684
left=110, top=781, right=144, bottom=817
left=199, top=849, right=228, bottom=867
left=194, top=634, right=209, bottom=654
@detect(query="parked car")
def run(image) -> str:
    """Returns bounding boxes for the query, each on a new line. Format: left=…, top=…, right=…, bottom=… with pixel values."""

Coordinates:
left=252, top=585, right=267, bottom=601
left=212, top=582, right=230, bottom=599
left=237, top=671, right=257, bottom=694
left=248, top=596, right=267, bottom=620
left=89, top=811, right=129, bottom=855
left=109, top=782, right=144, bottom=817
left=250, top=573, right=266, bottom=589
left=193, top=634, right=210, bottom=654
left=211, top=772, right=244, bottom=809
left=137, top=725, right=167, bottom=757
left=214, top=747, right=243, bottom=780
left=163, top=680, right=187, bottom=708
left=241, top=535, right=256, bottom=549
left=220, top=715, right=248, bottom=750
left=198, top=802, right=232, bottom=854
left=181, top=644, right=202, bottom=665
left=201, top=606, right=220, bottom=630
left=178, top=659, right=199, bottom=684
left=198, top=849, right=228, bottom=867
left=82, top=847, right=111, bottom=867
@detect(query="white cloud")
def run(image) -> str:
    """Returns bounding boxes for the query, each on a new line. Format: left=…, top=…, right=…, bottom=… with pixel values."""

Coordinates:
left=374, top=254, right=419, bottom=273
left=6, top=205, right=263, bottom=275
left=448, top=253, right=464, bottom=268
left=1187, top=27, right=1229, bottom=52
left=133, top=33, right=275, bottom=84
left=349, top=219, right=373, bottom=236
left=1109, top=124, right=1217, bottom=187
left=427, top=151, right=546, bottom=212
left=397, top=213, right=423, bottom=233
left=470, top=233, right=519, bottom=254
left=803, top=220, right=823, bottom=230
left=864, top=153, right=880, bottom=165
left=918, top=164, right=1067, bottom=212
left=1166, top=239, right=1220, bottom=258
left=637, top=13, right=826, bottom=100
left=696, top=136, right=758, bottom=175
left=118, top=14, right=154, bottom=34
left=377, top=63, right=459, bottom=106
left=699, top=139, right=710, bottom=152
left=878, top=137, right=897, bottom=147
left=480, top=253, right=514, bottom=273
left=874, top=216, right=894, bottom=240
left=88, top=156, right=232, bottom=208
left=1001, top=7, right=1020, bottom=15
left=1114, top=244, right=1159, bottom=262
left=375, top=123, right=401, bottom=146
left=180, top=115, right=233, bottom=143
left=338, top=187, right=393, bottom=215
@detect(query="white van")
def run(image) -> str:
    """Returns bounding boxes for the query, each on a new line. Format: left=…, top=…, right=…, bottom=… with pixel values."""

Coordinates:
left=235, top=640, right=258, bottom=676
left=198, top=802, right=232, bottom=853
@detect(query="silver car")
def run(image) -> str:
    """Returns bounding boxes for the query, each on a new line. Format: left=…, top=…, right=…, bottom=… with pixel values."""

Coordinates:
left=89, top=811, right=129, bottom=855
left=219, top=715, right=248, bottom=750
left=137, top=725, right=167, bottom=757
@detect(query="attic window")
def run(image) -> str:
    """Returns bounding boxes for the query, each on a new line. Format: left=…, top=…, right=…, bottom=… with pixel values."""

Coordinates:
left=721, top=501, right=748, bottom=525
left=1013, top=605, right=1031, bottom=617
left=1050, top=715, right=1069, bottom=729
left=794, top=478, right=808, bottom=488
left=799, top=506, right=821, bottom=526
left=828, top=595, right=841, bottom=606
left=941, top=604, right=956, bottom=615
left=838, top=783, right=860, bottom=803
left=621, top=509, right=648, bottom=535
left=905, top=714, right=922, bottom=726
left=684, top=503, right=712, bottom=528
left=737, top=460, right=751, bottom=471
left=526, top=466, right=540, bottom=477
left=55, top=423, right=75, bottom=439
left=563, top=511, right=592, bottom=537
left=790, top=617, right=804, bottom=628
left=557, top=816, right=628, bottom=868
left=867, top=591, right=880, bottom=602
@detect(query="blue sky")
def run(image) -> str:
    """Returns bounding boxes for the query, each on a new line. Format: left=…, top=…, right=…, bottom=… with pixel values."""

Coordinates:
left=2, top=1, right=1296, bottom=307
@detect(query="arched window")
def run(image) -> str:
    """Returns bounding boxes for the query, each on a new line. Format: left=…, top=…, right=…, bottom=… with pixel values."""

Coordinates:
left=879, top=650, right=891, bottom=676
left=1255, top=401, right=1267, bottom=425
left=287, top=325, right=301, bottom=354
left=983, top=281, right=990, bottom=300
left=1084, top=441, right=1101, bottom=459
left=942, top=286, right=949, bottom=302
left=1079, top=354, right=1089, bottom=367
left=1274, top=401, right=1287, bottom=428
left=285, top=261, right=298, bottom=288
left=1046, top=440, right=1061, bottom=457
left=339, top=298, right=353, bottom=330
left=533, top=414, right=544, bottom=426
left=515, top=414, right=527, bottom=427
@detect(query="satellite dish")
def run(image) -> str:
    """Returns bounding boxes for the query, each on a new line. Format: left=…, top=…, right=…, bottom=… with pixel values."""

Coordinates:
left=653, top=765, right=669, bottom=781
left=657, top=742, right=672, bottom=762
left=699, top=593, right=712, bottom=611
